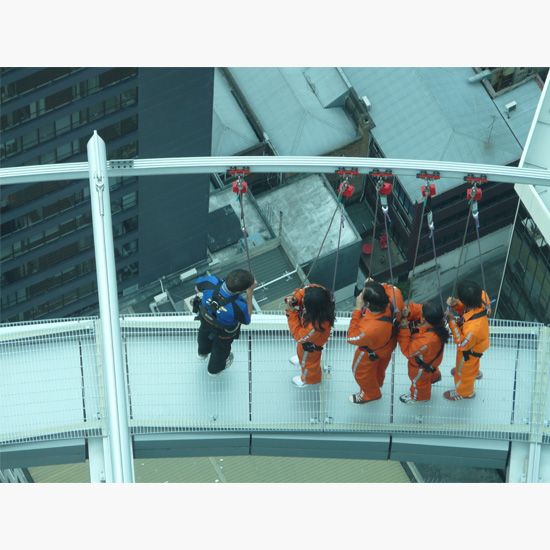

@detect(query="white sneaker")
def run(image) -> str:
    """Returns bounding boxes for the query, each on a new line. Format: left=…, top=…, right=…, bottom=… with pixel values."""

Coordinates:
left=292, top=375, right=307, bottom=387
left=399, top=394, right=427, bottom=405
left=288, top=355, right=300, bottom=367
left=197, top=353, right=209, bottom=361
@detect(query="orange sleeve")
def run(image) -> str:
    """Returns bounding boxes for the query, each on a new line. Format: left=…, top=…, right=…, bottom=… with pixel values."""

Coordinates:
left=293, top=288, right=305, bottom=306
left=448, top=317, right=477, bottom=351
left=452, top=299, right=465, bottom=316
left=398, top=329, right=430, bottom=361
left=287, top=311, right=329, bottom=344
left=407, top=302, right=423, bottom=322
left=397, top=327, right=413, bottom=357
left=383, top=283, right=404, bottom=310
left=347, top=311, right=390, bottom=349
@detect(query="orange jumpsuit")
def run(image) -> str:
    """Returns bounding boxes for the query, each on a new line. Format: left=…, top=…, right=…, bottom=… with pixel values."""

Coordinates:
left=397, top=302, right=444, bottom=401
left=448, top=292, right=490, bottom=397
left=347, top=302, right=395, bottom=401
left=286, top=286, right=332, bottom=385
left=379, top=283, right=404, bottom=387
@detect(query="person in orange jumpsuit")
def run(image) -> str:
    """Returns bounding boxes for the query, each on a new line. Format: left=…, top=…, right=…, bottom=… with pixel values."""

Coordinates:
left=285, top=284, right=335, bottom=387
left=444, top=279, right=490, bottom=401
left=347, top=281, right=398, bottom=403
left=397, top=300, right=449, bottom=404
left=363, top=278, right=404, bottom=387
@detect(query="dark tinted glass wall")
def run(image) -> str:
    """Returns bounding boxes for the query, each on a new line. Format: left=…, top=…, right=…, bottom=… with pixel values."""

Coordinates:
left=497, top=203, right=550, bottom=324
left=137, top=68, right=213, bottom=284
left=0, top=67, right=214, bottom=322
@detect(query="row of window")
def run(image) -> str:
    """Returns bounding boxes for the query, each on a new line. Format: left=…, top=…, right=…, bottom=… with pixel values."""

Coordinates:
left=2, top=114, right=138, bottom=164
left=0, top=68, right=137, bottom=132
left=0, top=68, right=82, bottom=104
left=0, top=88, right=137, bottom=159
left=508, top=220, right=550, bottom=319
left=1, top=211, right=92, bottom=262
left=6, top=259, right=140, bottom=322
left=1, top=238, right=139, bottom=308
left=0, top=177, right=137, bottom=238
left=1, top=186, right=91, bottom=234
left=1, top=215, right=138, bottom=287
left=15, top=279, right=100, bottom=322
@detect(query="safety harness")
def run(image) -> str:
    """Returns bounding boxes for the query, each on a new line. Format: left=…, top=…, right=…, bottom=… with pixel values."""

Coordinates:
left=301, top=342, right=324, bottom=352
left=359, top=302, right=399, bottom=361
left=460, top=308, right=487, bottom=361
left=196, top=280, right=245, bottom=333
left=411, top=328, right=444, bottom=373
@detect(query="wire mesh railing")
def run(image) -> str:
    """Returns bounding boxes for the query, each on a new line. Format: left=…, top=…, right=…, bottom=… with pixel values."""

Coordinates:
left=1, top=313, right=548, bottom=444
left=119, top=313, right=549, bottom=442
left=0, top=317, right=105, bottom=445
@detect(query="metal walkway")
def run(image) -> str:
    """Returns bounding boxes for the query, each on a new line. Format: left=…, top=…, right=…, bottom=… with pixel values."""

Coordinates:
left=1, top=313, right=549, bottom=481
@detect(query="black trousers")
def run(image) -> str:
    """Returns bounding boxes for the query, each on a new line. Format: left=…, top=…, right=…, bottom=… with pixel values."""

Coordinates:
left=197, top=320, right=235, bottom=375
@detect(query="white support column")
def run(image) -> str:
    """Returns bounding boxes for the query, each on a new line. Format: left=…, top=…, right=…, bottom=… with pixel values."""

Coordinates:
left=508, top=325, right=550, bottom=482
left=88, top=131, right=135, bottom=483
left=87, top=437, right=112, bottom=483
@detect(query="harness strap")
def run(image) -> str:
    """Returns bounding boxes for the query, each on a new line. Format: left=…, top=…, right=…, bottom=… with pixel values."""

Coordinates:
left=301, top=342, right=324, bottom=352
left=469, top=309, right=488, bottom=321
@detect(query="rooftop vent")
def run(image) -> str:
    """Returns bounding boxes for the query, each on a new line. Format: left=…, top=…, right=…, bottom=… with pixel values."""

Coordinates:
left=504, top=101, right=517, bottom=118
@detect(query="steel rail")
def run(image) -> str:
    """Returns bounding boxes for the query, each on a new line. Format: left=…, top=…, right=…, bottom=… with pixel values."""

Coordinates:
left=1, top=155, right=550, bottom=187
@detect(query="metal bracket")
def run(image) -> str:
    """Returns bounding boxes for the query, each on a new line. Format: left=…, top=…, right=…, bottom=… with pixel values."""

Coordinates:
left=417, top=170, right=441, bottom=180
left=109, top=160, right=134, bottom=170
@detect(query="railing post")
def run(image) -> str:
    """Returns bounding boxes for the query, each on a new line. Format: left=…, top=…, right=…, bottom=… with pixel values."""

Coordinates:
left=525, top=325, right=550, bottom=482
left=87, top=131, right=135, bottom=483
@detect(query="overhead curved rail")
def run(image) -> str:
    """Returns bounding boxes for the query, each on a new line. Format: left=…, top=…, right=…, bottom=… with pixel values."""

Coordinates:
left=1, top=155, right=549, bottom=187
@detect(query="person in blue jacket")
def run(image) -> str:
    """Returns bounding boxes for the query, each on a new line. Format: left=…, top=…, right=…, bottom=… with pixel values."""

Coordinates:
left=194, top=269, right=255, bottom=376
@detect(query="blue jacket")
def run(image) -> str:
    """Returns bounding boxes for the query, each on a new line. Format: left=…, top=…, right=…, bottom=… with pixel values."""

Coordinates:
left=195, top=274, right=251, bottom=329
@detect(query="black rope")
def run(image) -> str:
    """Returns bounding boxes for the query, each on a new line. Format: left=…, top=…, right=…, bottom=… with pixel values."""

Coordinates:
left=429, top=227, right=446, bottom=312
left=367, top=187, right=380, bottom=277
left=382, top=207, right=398, bottom=309
left=406, top=198, right=427, bottom=304
left=451, top=200, right=474, bottom=299
left=237, top=188, right=252, bottom=274
left=305, top=184, right=346, bottom=282
left=331, top=203, right=345, bottom=292
left=474, top=211, right=489, bottom=313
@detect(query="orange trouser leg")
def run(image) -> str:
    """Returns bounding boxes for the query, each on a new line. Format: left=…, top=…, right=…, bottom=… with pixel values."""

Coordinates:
left=297, top=347, right=322, bottom=384
left=408, top=365, right=434, bottom=401
left=352, top=349, right=382, bottom=400
left=375, top=353, right=392, bottom=387
left=453, top=352, right=480, bottom=397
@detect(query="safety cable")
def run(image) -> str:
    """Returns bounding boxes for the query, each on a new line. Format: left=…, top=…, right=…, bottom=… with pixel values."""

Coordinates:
left=382, top=207, right=398, bottom=310
left=494, top=197, right=521, bottom=318
left=473, top=209, right=488, bottom=310
left=237, top=190, right=253, bottom=274
left=367, top=183, right=380, bottom=277
left=406, top=198, right=428, bottom=304
left=429, top=227, right=446, bottom=312
left=331, top=201, right=345, bottom=292
left=305, top=183, right=347, bottom=281
left=451, top=199, right=474, bottom=300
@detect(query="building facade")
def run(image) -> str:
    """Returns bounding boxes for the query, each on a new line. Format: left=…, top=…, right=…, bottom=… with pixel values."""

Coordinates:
left=1, top=67, right=214, bottom=322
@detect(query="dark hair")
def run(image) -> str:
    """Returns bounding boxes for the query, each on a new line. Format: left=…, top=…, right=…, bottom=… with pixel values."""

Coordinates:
left=363, top=282, right=389, bottom=313
left=226, top=269, right=254, bottom=293
left=422, top=301, right=449, bottom=345
left=303, top=286, right=335, bottom=331
left=457, top=279, right=482, bottom=308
